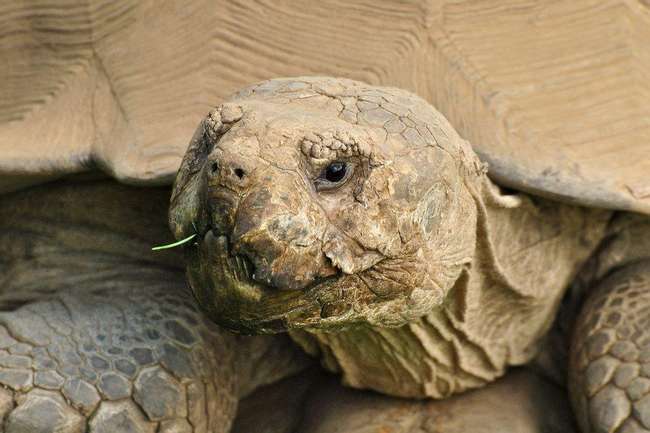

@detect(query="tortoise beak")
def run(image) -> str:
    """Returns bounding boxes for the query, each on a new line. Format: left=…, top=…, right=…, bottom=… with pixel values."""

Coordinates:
left=169, top=121, right=212, bottom=241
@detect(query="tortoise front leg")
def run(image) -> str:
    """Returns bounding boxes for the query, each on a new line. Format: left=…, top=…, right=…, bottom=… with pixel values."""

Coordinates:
left=570, top=259, right=650, bottom=433
left=0, top=275, right=241, bottom=433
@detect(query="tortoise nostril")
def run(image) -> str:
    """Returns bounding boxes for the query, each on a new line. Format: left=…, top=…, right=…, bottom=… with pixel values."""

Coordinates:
left=210, top=162, right=219, bottom=175
left=234, top=168, right=245, bottom=179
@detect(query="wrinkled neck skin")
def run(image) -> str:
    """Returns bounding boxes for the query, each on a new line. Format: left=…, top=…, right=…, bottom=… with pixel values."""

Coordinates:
left=291, top=176, right=610, bottom=399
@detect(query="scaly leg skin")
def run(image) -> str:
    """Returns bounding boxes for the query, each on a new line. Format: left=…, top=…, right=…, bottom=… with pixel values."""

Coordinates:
left=570, top=260, right=650, bottom=433
left=0, top=278, right=238, bottom=433
left=0, top=179, right=309, bottom=432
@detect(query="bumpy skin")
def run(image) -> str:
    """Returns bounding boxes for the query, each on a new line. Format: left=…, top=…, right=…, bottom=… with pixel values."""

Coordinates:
left=0, top=180, right=307, bottom=432
left=570, top=216, right=650, bottom=433
left=169, top=77, right=609, bottom=398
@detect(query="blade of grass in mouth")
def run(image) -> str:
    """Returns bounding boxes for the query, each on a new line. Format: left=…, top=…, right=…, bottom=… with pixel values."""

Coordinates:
left=152, top=233, right=197, bottom=251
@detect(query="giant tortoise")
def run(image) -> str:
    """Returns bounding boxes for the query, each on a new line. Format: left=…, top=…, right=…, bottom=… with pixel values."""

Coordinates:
left=168, top=76, right=650, bottom=433
left=0, top=142, right=575, bottom=432
left=2, top=2, right=649, bottom=433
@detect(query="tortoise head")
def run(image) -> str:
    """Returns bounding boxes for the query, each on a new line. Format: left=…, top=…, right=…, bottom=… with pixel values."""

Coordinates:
left=169, top=78, right=483, bottom=334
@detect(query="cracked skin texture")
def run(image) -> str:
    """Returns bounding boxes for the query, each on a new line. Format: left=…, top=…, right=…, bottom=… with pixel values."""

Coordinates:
left=170, top=77, right=650, bottom=432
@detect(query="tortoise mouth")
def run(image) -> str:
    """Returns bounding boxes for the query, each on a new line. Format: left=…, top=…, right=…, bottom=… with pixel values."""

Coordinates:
left=197, top=226, right=343, bottom=295
left=185, top=228, right=345, bottom=333
left=213, top=235, right=257, bottom=286
left=198, top=229, right=264, bottom=292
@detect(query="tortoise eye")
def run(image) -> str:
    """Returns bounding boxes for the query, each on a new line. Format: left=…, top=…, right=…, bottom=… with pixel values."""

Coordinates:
left=316, top=161, right=353, bottom=191
left=325, top=162, right=347, bottom=182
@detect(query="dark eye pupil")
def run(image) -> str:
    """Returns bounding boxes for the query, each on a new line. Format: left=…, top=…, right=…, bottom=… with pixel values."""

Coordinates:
left=325, top=162, right=347, bottom=183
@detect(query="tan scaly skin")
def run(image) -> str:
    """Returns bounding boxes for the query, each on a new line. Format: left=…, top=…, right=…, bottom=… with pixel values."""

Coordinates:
left=170, top=77, right=650, bottom=432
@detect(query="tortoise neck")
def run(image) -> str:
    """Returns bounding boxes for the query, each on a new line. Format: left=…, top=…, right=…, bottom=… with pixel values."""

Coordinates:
left=291, top=177, right=609, bottom=399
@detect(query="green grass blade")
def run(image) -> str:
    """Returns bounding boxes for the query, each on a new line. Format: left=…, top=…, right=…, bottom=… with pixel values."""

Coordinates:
left=151, top=234, right=197, bottom=251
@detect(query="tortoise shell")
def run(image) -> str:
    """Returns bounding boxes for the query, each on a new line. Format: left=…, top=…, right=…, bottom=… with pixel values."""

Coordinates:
left=1, top=0, right=648, bottom=214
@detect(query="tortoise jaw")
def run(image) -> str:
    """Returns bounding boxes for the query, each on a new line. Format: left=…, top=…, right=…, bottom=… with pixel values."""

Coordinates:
left=200, top=229, right=334, bottom=293
left=214, top=236, right=257, bottom=287
left=186, top=229, right=342, bottom=334
left=188, top=226, right=447, bottom=334
left=200, top=231, right=267, bottom=300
